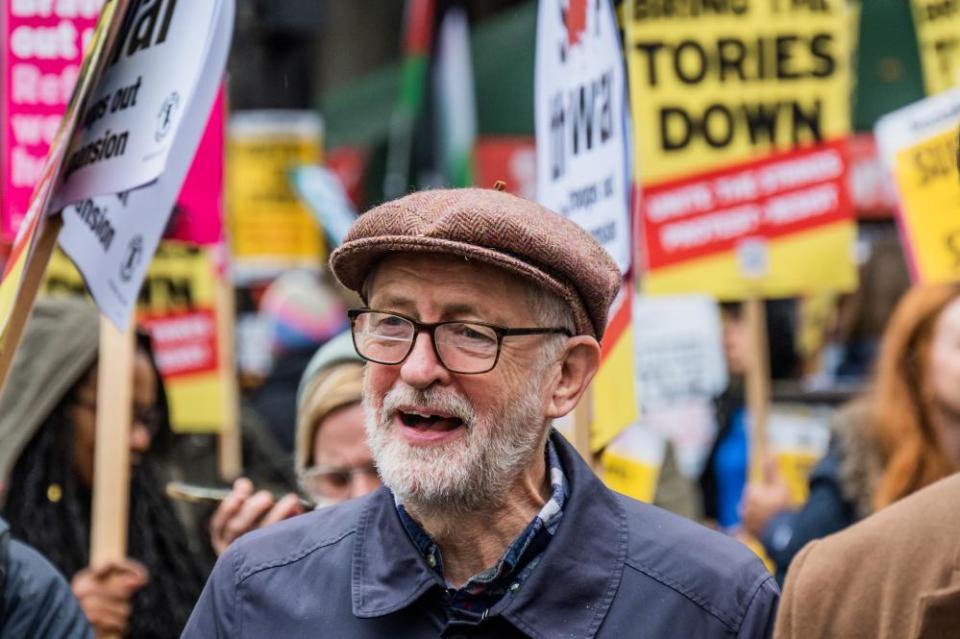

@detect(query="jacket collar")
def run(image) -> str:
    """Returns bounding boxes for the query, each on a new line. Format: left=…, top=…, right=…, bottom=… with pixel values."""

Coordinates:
left=352, top=431, right=626, bottom=638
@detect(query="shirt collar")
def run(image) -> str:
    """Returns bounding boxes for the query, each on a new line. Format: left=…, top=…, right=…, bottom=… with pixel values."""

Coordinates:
left=393, top=438, right=567, bottom=587
left=352, top=431, right=627, bottom=639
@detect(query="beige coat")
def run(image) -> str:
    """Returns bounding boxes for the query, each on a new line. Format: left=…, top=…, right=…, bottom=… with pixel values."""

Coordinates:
left=775, top=473, right=960, bottom=639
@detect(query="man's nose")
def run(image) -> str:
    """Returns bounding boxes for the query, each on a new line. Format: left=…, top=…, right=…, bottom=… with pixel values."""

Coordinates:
left=399, top=332, right=450, bottom=388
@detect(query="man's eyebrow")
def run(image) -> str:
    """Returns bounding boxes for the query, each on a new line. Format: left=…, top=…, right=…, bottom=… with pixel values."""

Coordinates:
left=368, top=293, right=416, bottom=312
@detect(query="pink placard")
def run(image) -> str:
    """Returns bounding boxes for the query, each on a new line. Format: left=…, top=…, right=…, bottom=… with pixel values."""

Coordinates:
left=1, top=1, right=103, bottom=241
left=165, top=87, right=225, bottom=246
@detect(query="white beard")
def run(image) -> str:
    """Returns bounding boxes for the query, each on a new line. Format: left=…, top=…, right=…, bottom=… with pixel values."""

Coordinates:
left=363, top=371, right=546, bottom=515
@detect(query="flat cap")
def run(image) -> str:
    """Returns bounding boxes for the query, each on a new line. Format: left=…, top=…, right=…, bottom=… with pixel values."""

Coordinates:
left=329, top=188, right=621, bottom=339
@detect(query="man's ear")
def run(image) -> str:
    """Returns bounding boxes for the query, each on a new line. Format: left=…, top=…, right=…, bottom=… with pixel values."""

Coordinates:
left=545, top=336, right=601, bottom=419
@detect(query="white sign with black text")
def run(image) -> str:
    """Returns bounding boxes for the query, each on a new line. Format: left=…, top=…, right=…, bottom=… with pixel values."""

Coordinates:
left=534, top=0, right=631, bottom=273
left=56, top=0, right=234, bottom=329
left=52, top=0, right=218, bottom=209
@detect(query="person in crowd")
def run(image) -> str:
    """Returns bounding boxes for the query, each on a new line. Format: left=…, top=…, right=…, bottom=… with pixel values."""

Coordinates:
left=700, top=300, right=799, bottom=531
left=775, top=472, right=960, bottom=639
left=742, top=283, right=960, bottom=581
left=248, top=270, right=349, bottom=452
left=208, top=331, right=381, bottom=554
left=184, top=188, right=778, bottom=637
left=1, top=513, right=93, bottom=639
left=0, top=298, right=207, bottom=638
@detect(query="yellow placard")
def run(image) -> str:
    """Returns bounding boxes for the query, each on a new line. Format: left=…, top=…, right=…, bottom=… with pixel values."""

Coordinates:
left=43, top=243, right=229, bottom=433
left=911, top=0, right=960, bottom=95
left=624, top=1, right=854, bottom=184
left=602, top=450, right=660, bottom=503
left=643, top=219, right=857, bottom=298
left=601, top=424, right=666, bottom=503
left=893, top=127, right=960, bottom=284
left=227, top=119, right=326, bottom=274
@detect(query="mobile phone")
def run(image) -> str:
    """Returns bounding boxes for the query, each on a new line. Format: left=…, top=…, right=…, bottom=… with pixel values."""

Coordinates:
left=165, top=481, right=315, bottom=510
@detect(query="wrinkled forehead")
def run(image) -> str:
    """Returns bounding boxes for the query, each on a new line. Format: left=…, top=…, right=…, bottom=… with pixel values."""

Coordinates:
left=364, top=253, right=538, bottom=323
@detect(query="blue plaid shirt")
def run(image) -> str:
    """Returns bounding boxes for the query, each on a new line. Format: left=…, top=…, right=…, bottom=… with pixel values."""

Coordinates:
left=395, top=439, right=567, bottom=624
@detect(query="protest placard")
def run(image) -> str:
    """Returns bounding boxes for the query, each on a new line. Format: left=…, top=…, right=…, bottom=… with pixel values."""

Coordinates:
left=767, top=406, right=831, bottom=505
left=56, top=0, right=234, bottom=328
left=0, top=0, right=104, bottom=240
left=633, top=294, right=727, bottom=406
left=601, top=423, right=667, bottom=503
left=44, top=242, right=229, bottom=433
left=589, top=285, right=638, bottom=451
left=625, top=0, right=858, bottom=298
left=0, top=0, right=127, bottom=390
left=910, top=0, right=960, bottom=95
left=227, top=110, right=326, bottom=283
left=534, top=0, right=631, bottom=273
left=876, top=87, right=960, bottom=284
left=290, top=165, right=357, bottom=248
left=51, top=0, right=219, bottom=208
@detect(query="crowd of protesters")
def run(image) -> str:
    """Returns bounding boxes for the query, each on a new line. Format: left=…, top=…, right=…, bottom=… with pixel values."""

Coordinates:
left=0, top=187, right=957, bottom=637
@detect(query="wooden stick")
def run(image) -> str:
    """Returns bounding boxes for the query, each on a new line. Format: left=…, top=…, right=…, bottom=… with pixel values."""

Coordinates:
left=90, top=316, right=136, bottom=568
left=215, top=273, right=242, bottom=481
left=573, top=383, right=595, bottom=467
left=744, top=297, right=771, bottom=484
left=0, top=215, right=63, bottom=396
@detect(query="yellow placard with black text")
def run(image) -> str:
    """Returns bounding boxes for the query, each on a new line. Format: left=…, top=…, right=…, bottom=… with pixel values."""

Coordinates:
left=893, top=127, right=960, bottom=284
left=911, top=0, right=960, bottom=95
left=624, top=0, right=853, bottom=183
left=43, top=243, right=228, bottom=433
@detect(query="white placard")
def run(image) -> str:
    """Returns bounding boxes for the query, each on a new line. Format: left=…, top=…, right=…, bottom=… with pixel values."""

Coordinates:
left=633, top=295, right=727, bottom=406
left=52, top=0, right=218, bottom=210
left=534, top=0, right=631, bottom=273
left=57, top=0, right=233, bottom=329
left=875, top=86, right=960, bottom=172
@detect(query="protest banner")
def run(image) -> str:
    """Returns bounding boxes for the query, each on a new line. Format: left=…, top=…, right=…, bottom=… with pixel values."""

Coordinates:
left=474, top=137, right=536, bottom=200
left=601, top=424, right=667, bottom=503
left=51, top=0, right=219, bottom=208
left=876, top=87, right=960, bottom=284
left=625, top=0, right=858, bottom=299
left=586, top=285, right=638, bottom=452
left=290, top=165, right=357, bottom=248
left=633, top=295, right=727, bottom=406
left=227, top=111, right=326, bottom=283
left=535, top=0, right=631, bottom=273
left=0, top=0, right=104, bottom=240
left=0, top=0, right=127, bottom=394
left=910, top=0, right=960, bottom=95
left=56, top=1, right=234, bottom=329
left=767, top=406, right=831, bottom=505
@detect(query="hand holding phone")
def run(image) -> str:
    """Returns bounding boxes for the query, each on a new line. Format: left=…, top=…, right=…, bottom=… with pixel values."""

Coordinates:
left=174, top=478, right=308, bottom=555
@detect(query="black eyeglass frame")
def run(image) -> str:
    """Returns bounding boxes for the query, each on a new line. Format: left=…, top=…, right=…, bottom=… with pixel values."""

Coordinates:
left=348, top=308, right=573, bottom=374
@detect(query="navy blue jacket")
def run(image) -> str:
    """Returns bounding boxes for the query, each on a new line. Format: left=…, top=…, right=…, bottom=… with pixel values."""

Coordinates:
left=1, top=519, right=92, bottom=639
left=183, top=432, right=779, bottom=638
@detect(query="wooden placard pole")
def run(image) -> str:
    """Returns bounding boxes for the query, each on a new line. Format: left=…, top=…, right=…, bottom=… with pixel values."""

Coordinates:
left=89, top=317, right=135, bottom=569
left=743, top=297, right=771, bottom=484
left=573, top=383, right=595, bottom=468
left=0, top=215, right=63, bottom=396
left=216, top=274, right=242, bottom=481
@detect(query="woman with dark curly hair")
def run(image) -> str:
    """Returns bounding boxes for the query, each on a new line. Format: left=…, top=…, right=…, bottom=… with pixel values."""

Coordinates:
left=0, top=297, right=207, bottom=638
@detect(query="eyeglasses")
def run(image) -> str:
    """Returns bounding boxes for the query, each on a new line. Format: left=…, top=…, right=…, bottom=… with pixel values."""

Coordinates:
left=297, top=462, right=379, bottom=501
left=348, top=309, right=572, bottom=375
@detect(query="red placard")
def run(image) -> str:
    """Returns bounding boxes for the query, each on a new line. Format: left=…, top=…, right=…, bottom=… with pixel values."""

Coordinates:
left=640, top=140, right=852, bottom=271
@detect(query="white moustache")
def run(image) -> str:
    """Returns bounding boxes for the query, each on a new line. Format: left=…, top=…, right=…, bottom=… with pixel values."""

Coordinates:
left=380, top=385, right=476, bottom=426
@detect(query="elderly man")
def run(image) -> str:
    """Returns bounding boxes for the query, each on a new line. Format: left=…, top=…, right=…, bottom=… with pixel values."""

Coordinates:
left=182, top=189, right=778, bottom=638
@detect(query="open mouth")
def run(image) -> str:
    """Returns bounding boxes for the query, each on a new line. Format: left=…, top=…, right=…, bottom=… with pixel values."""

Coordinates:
left=397, top=409, right=464, bottom=432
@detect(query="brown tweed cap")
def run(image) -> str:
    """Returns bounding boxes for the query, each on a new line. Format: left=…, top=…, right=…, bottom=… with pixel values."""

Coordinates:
left=329, top=188, right=621, bottom=339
